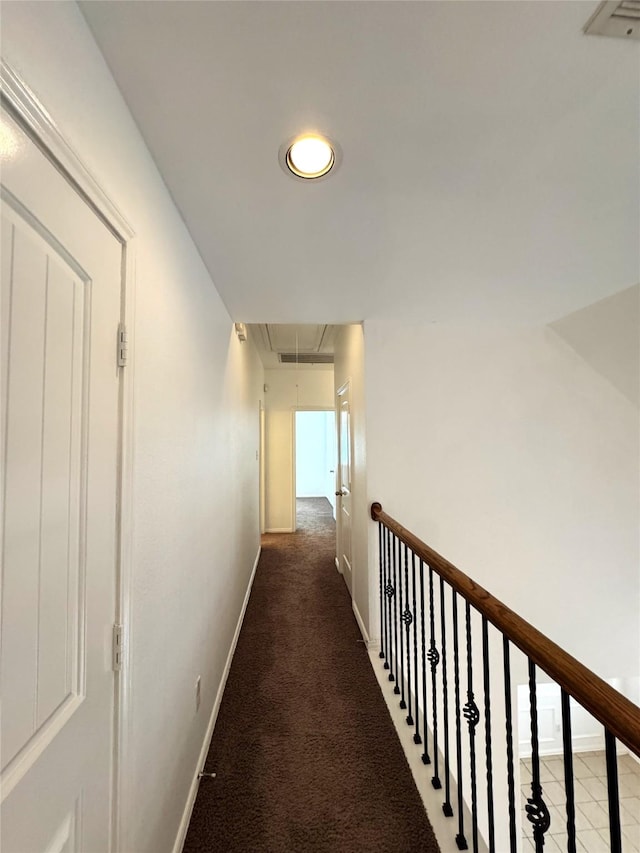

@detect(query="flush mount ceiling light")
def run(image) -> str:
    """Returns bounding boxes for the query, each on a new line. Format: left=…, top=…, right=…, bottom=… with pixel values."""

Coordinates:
left=279, top=133, right=340, bottom=182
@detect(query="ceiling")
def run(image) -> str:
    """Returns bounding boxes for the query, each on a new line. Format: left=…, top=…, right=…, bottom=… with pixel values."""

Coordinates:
left=80, top=1, right=639, bottom=326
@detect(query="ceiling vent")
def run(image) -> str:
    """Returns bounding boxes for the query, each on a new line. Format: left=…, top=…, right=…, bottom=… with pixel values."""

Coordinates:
left=279, top=353, right=334, bottom=365
left=584, top=1, right=640, bottom=39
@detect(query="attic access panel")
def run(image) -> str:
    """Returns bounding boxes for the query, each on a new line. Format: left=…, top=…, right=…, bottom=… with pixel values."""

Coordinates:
left=584, top=0, right=640, bottom=39
left=260, top=324, right=334, bottom=353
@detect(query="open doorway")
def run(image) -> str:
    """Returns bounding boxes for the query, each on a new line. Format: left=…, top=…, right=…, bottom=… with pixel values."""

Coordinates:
left=294, top=409, right=336, bottom=529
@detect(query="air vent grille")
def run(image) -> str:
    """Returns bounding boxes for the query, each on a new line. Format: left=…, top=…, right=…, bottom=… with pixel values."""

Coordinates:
left=585, top=0, right=640, bottom=38
left=279, top=353, right=334, bottom=365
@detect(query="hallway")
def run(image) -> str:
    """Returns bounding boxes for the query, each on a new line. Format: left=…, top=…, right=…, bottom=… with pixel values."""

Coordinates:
left=183, top=498, right=439, bottom=852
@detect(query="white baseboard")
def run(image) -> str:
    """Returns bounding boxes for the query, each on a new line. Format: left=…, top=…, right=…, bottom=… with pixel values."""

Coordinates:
left=265, top=527, right=294, bottom=533
left=353, top=598, right=377, bottom=650
left=172, top=546, right=261, bottom=853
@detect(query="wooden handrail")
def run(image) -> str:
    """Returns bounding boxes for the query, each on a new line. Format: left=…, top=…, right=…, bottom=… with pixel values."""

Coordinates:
left=371, top=502, right=640, bottom=758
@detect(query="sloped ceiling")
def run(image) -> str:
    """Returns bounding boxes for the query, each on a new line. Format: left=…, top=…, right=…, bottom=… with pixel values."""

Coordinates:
left=81, top=1, right=639, bottom=325
left=551, top=283, right=640, bottom=406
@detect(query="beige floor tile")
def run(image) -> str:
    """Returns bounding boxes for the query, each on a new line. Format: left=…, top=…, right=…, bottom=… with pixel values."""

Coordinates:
left=620, top=797, right=640, bottom=825
left=551, top=830, right=591, bottom=851
left=545, top=757, right=567, bottom=782
left=577, top=799, right=611, bottom=829
left=521, top=762, right=533, bottom=784
left=574, top=805, right=593, bottom=832
left=620, top=775, right=640, bottom=799
left=576, top=828, right=610, bottom=852
left=618, top=755, right=640, bottom=776
left=573, top=756, right=593, bottom=779
left=540, top=762, right=555, bottom=783
left=581, top=776, right=609, bottom=801
left=522, top=837, right=535, bottom=852
left=547, top=803, right=567, bottom=833
left=520, top=752, right=640, bottom=851
left=581, top=752, right=608, bottom=776
left=622, top=821, right=640, bottom=851
left=543, top=835, right=564, bottom=852
left=544, top=780, right=567, bottom=806
left=574, top=779, right=595, bottom=803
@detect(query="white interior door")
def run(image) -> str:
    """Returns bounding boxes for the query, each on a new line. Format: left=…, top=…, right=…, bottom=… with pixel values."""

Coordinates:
left=336, top=381, right=353, bottom=595
left=1, top=107, right=122, bottom=852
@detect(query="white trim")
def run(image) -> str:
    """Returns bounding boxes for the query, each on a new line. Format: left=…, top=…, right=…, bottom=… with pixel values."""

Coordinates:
left=0, top=60, right=136, bottom=853
left=0, top=61, right=134, bottom=242
left=334, top=556, right=341, bottom=573
left=172, top=546, right=262, bottom=853
left=352, top=599, right=376, bottom=650
left=114, top=240, right=136, bottom=853
left=265, top=527, right=295, bottom=534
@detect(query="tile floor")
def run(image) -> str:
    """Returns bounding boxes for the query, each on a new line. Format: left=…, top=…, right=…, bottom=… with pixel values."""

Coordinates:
left=520, top=751, right=640, bottom=852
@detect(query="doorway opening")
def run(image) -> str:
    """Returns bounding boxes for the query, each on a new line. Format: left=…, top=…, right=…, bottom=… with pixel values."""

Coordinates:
left=294, top=409, right=336, bottom=530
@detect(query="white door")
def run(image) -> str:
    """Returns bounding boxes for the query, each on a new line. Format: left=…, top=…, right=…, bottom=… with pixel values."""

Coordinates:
left=336, top=380, right=353, bottom=595
left=1, top=108, right=122, bottom=852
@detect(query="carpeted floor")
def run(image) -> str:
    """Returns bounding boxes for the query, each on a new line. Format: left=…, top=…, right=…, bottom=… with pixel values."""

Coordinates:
left=183, top=497, right=440, bottom=853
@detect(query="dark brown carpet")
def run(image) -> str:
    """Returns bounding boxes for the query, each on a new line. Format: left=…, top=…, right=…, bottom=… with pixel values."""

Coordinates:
left=183, top=497, right=440, bottom=853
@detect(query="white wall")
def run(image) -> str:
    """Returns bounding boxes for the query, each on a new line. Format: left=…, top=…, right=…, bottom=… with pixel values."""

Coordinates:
left=365, top=320, right=640, bottom=685
left=333, top=325, right=371, bottom=638
left=263, top=368, right=334, bottom=531
left=1, top=5, right=264, bottom=853
left=364, top=318, right=639, bottom=850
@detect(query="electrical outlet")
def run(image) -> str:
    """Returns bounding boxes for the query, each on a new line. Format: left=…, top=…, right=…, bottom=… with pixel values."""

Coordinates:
left=195, top=675, right=201, bottom=711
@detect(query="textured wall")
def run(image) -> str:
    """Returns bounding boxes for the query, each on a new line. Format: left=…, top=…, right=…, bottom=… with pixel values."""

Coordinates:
left=1, top=5, right=264, bottom=852
left=365, top=320, right=639, bottom=684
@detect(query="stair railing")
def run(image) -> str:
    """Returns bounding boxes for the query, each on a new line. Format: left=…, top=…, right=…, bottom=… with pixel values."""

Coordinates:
left=371, top=502, right=640, bottom=853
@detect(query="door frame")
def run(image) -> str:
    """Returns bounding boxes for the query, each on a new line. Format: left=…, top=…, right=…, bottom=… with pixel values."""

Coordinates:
left=291, top=406, right=336, bottom=532
left=1, top=60, right=136, bottom=853
left=335, top=378, right=353, bottom=589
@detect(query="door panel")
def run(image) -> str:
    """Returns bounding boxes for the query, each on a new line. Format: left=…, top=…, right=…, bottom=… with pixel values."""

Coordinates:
left=1, top=108, right=121, bottom=853
left=337, top=380, right=353, bottom=594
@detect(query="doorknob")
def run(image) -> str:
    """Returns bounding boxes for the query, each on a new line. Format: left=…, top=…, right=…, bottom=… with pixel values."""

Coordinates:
left=335, top=490, right=346, bottom=497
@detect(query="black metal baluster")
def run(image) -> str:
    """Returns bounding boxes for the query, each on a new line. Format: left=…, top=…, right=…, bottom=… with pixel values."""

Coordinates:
left=385, top=530, right=395, bottom=682
left=392, top=535, right=399, bottom=688
left=378, top=522, right=385, bottom=661
left=396, top=538, right=404, bottom=701
left=396, top=543, right=407, bottom=711
left=411, top=551, right=427, bottom=743
left=419, top=561, right=428, bottom=749
left=412, top=553, right=422, bottom=745
left=463, top=602, right=479, bottom=853
left=385, top=527, right=391, bottom=670
left=605, top=730, right=622, bottom=853
left=482, top=617, right=495, bottom=853
left=440, top=578, right=452, bottom=814
left=428, top=566, right=438, bottom=777
left=503, top=638, right=517, bottom=853
left=526, top=660, right=551, bottom=853
left=560, top=689, right=577, bottom=853
left=452, top=591, right=468, bottom=850
left=403, top=545, right=413, bottom=724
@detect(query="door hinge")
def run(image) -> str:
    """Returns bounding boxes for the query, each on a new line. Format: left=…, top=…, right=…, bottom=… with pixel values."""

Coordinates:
left=112, top=624, right=124, bottom=672
left=117, top=323, right=128, bottom=368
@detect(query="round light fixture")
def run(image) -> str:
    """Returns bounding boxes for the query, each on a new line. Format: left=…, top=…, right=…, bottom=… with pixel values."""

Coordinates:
left=285, top=134, right=335, bottom=179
